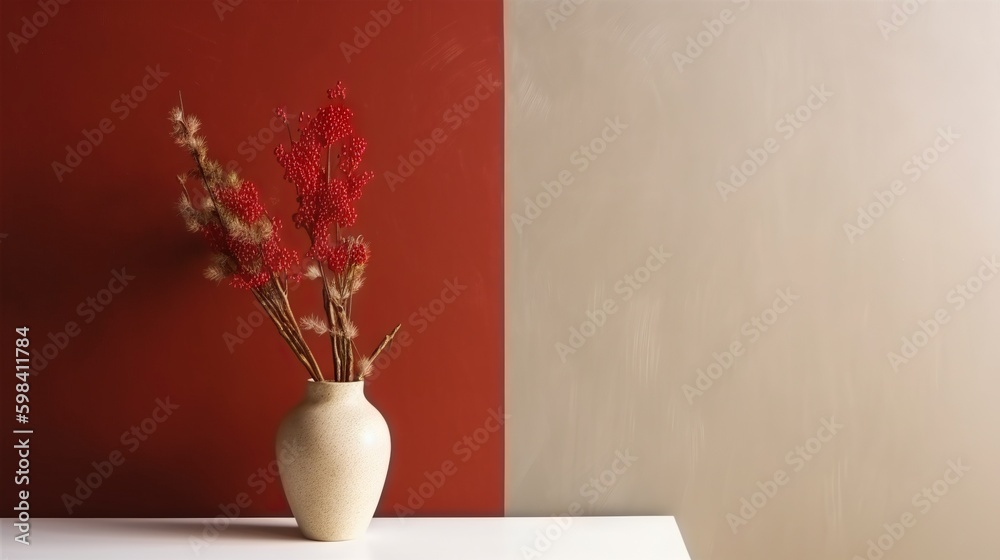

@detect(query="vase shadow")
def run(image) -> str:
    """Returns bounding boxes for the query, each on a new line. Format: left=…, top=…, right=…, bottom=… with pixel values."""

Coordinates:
left=100, top=518, right=303, bottom=541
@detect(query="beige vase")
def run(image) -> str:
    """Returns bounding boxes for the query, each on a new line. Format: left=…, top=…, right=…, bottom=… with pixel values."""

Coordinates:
left=275, top=380, right=391, bottom=541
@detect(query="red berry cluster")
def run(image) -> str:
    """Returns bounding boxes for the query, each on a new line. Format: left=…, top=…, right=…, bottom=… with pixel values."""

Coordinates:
left=215, top=180, right=265, bottom=223
left=261, top=218, right=299, bottom=280
left=328, top=239, right=370, bottom=274
left=328, top=81, right=347, bottom=100
left=349, top=242, right=369, bottom=266
left=274, top=84, right=374, bottom=270
left=329, top=243, right=348, bottom=273
left=203, top=180, right=300, bottom=289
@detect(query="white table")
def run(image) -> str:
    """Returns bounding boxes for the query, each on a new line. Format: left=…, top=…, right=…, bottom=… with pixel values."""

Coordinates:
left=1, top=516, right=688, bottom=559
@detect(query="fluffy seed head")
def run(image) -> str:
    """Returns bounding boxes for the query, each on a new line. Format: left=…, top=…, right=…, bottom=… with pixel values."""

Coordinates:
left=300, top=315, right=329, bottom=335
left=356, top=356, right=373, bottom=379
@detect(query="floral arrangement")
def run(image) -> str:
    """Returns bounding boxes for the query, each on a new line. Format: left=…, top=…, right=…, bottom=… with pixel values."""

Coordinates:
left=169, top=82, right=399, bottom=383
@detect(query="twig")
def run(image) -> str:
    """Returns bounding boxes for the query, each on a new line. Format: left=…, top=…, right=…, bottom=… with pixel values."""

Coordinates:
left=317, top=264, right=341, bottom=381
left=363, top=324, right=401, bottom=379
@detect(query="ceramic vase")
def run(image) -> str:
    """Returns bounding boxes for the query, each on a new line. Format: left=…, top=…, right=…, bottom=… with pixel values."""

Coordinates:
left=275, top=380, right=391, bottom=541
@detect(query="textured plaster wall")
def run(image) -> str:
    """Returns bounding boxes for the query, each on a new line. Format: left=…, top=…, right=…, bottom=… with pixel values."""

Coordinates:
left=505, top=1, right=1000, bottom=559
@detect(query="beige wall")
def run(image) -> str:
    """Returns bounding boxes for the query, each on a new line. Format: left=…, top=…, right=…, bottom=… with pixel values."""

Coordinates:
left=505, top=1, right=1000, bottom=559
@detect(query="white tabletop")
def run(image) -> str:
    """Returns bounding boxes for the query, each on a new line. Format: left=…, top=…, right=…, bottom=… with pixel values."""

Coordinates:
left=1, top=516, right=688, bottom=559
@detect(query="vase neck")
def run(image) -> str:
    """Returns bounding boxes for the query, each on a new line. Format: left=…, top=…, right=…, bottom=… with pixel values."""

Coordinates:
left=304, top=380, right=366, bottom=404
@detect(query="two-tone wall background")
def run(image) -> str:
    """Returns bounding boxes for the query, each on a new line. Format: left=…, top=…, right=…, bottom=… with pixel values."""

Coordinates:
left=3, top=1, right=999, bottom=559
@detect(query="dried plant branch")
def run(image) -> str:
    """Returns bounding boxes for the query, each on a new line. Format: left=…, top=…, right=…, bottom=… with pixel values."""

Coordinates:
left=360, top=324, right=401, bottom=380
left=169, top=85, right=397, bottom=384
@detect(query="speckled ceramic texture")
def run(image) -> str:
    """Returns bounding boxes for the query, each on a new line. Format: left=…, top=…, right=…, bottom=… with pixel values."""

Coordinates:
left=276, top=380, right=390, bottom=541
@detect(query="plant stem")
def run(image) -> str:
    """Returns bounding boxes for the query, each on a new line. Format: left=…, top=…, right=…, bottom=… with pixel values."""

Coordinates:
left=271, top=276, right=323, bottom=379
left=252, top=286, right=323, bottom=381
left=363, top=324, right=401, bottom=380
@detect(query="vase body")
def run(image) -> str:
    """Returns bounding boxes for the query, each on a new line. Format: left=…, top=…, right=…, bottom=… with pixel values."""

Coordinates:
left=275, top=380, right=390, bottom=541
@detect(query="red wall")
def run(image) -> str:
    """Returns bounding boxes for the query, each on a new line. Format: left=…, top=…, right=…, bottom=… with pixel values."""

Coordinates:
left=1, top=0, right=503, bottom=517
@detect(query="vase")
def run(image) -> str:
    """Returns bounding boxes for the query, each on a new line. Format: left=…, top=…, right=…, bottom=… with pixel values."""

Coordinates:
left=275, top=379, right=391, bottom=541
